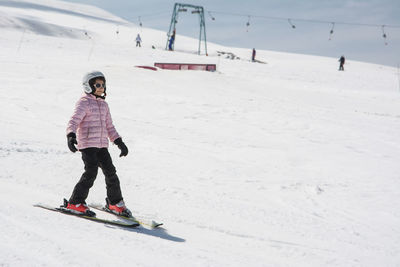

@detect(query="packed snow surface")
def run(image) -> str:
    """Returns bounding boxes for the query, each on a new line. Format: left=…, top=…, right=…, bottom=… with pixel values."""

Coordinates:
left=1, top=0, right=400, bottom=266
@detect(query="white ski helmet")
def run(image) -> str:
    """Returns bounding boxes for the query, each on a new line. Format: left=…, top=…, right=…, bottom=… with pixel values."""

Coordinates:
left=82, top=71, right=106, bottom=94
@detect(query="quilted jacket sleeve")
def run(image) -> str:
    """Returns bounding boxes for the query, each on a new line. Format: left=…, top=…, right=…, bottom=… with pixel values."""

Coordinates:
left=105, top=102, right=121, bottom=142
left=66, top=97, right=88, bottom=135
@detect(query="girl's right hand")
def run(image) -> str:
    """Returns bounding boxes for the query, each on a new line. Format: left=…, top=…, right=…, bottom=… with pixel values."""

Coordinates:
left=67, top=132, right=78, bottom=153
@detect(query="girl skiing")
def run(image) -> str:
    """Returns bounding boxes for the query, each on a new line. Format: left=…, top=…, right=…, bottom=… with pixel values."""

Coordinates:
left=65, top=71, right=131, bottom=217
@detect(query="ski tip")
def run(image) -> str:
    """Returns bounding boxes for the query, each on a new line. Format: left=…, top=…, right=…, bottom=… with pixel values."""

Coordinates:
left=150, top=221, right=163, bottom=228
left=33, top=203, right=52, bottom=208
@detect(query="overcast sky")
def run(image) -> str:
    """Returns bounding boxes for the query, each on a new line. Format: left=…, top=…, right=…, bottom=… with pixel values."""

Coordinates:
left=64, top=0, right=400, bottom=67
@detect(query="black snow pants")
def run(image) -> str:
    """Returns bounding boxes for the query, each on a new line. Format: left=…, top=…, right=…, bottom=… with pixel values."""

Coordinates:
left=69, top=148, right=123, bottom=205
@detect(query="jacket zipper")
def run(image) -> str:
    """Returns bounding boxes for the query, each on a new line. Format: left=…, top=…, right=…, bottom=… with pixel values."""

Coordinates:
left=97, top=100, right=103, bottom=146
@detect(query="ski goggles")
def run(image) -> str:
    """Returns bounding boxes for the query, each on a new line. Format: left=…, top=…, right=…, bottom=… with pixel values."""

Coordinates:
left=94, top=83, right=105, bottom=88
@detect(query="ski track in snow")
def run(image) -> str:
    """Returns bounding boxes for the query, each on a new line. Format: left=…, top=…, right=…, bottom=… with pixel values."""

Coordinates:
left=1, top=0, right=400, bottom=266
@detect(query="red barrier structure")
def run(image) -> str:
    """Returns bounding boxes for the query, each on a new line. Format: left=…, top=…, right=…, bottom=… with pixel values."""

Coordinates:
left=154, top=63, right=216, bottom=72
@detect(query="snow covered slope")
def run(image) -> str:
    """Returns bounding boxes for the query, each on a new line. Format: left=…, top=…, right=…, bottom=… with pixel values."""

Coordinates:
left=1, top=0, right=400, bottom=266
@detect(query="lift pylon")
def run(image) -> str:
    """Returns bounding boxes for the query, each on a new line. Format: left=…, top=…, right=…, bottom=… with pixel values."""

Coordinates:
left=166, top=3, right=208, bottom=55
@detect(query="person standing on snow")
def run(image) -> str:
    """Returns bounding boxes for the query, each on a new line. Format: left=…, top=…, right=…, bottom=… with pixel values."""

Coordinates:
left=168, top=29, right=176, bottom=51
left=64, top=71, right=131, bottom=217
left=136, top=33, right=142, bottom=47
left=252, top=48, right=256, bottom=62
left=339, top=55, right=345, bottom=71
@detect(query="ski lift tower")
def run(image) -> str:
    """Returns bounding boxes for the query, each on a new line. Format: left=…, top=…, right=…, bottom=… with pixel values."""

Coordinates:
left=166, top=3, right=208, bottom=55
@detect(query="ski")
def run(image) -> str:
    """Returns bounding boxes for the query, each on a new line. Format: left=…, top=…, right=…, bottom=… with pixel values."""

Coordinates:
left=34, top=203, right=140, bottom=228
left=89, top=203, right=163, bottom=228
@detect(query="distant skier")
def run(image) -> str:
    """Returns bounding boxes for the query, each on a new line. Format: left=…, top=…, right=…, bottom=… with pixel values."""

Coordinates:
left=65, top=71, right=132, bottom=217
left=136, top=33, right=142, bottom=47
left=168, top=29, right=176, bottom=51
left=339, top=55, right=345, bottom=71
left=252, top=48, right=256, bottom=62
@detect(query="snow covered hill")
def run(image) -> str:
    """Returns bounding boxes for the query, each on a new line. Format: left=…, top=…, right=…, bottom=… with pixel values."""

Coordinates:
left=1, top=0, right=400, bottom=266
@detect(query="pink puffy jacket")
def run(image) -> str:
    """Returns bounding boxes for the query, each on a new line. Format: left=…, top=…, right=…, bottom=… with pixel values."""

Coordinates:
left=66, top=93, right=120, bottom=150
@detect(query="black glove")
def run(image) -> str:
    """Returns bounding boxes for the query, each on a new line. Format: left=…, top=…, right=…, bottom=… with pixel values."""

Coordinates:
left=114, top=138, right=128, bottom=157
left=67, top=132, right=78, bottom=153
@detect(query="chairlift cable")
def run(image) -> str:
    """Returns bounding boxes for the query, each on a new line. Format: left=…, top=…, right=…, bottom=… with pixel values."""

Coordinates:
left=208, top=10, right=400, bottom=29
